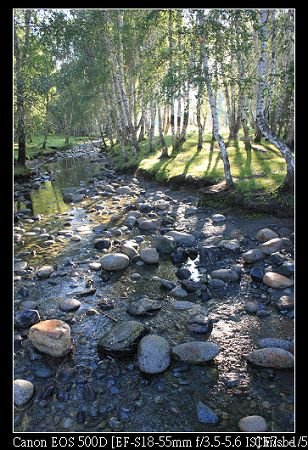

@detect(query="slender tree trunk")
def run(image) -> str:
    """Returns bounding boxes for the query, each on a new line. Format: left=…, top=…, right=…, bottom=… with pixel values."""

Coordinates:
left=198, top=11, right=234, bottom=188
left=42, top=93, right=49, bottom=150
left=158, top=106, right=169, bottom=158
left=256, top=9, right=294, bottom=190
left=179, top=82, right=190, bottom=145
left=138, top=107, right=146, bottom=141
left=164, top=106, right=170, bottom=134
left=14, top=12, right=31, bottom=167
left=197, top=85, right=203, bottom=151
left=111, top=76, right=127, bottom=157
left=175, top=94, right=182, bottom=147
left=149, top=97, right=156, bottom=152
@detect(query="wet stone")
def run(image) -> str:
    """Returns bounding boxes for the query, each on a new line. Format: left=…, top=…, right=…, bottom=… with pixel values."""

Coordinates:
left=246, top=348, right=294, bottom=369
left=14, top=379, right=35, bottom=408
left=199, top=246, right=221, bottom=265
left=89, top=262, right=102, bottom=271
left=94, top=238, right=112, bottom=250
left=97, top=320, right=148, bottom=358
left=172, top=341, right=221, bottom=363
left=36, top=265, right=54, bottom=279
left=250, top=267, right=265, bottom=282
left=166, top=231, right=196, bottom=246
left=29, top=319, right=72, bottom=357
left=187, top=314, right=213, bottom=338
left=210, top=269, right=240, bottom=282
left=138, top=335, right=171, bottom=374
left=196, top=401, right=219, bottom=424
left=59, top=298, right=81, bottom=312
left=127, top=297, right=162, bottom=317
left=276, top=262, right=294, bottom=278
left=263, top=272, right=293, bottom=289
left=15, top=309, right=40, bottom=329
left=211, top=214, right=225, bottom=223
left=172, top=301, right=196, bottom=310
left=176, top=268, right=191, bottom=280
left=155, top=235, right=177, bottom=254
left=258, top=338, right=293, bottom=353
left=244, top=302, right=260, bottom=314
left=140, top=248, right=159, bottom=264
left=242, top=249, right=265, bottom=264
left=259, top=238, right=289, bottom=255
left=208, top=279, right=226, bottom=288
left=14, top=261, right=28, bottom=272
left=100, top=253, right=130, bottom=271
left=239, top=415, right=268, bottom=432
left=170, top=286, right=188, bottom=298
left=256, top=228, right=279, bottom=243
left=276, top=295, right=294, bottom=311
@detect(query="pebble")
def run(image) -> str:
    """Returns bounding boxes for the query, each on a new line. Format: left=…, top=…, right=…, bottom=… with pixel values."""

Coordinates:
left=170, top=286, right=188, bottom=298
left=256, top=228, right=279, bottom=242
left=14, top=379, right=35, bottom=408
left=59, top=298, right=81, bottom=312
left=263, top=272, right=293, bottom=289
left=196, top=401, right=219, bottom=424
left=239, top=415, right=268, bottom=432
left=100, top=253, right=130, bottom=271
left=276, top=295, right=294, bottom=311
left=140, top=248, right=159, bottom=264
left=258, top=338, right=293, bottom=353
left=211, top=214, right=225, bottom=223
left=172, top=341, right=221, bottom=363
left=244, top=302, right=260, bottom=314
left=138, top=335, right=171, bottom=374
left=29, top=319, right=72, bottom=357
left=15, top=309, right=40, bottom=329
left=250, top=267, right=265, bottom=282
left=246, top=348, right=294, bottom=368
left=36, top=265, right=54, bottom=279
left=210, top=269, right=240, bottom=282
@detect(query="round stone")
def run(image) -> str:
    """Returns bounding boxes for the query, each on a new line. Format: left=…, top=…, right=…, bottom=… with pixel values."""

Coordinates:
left=256, top=228, right=279, bottom=243
left=59, top=299, right=81, bottom=312
left=242, top=249, right=265, bottom=264
left=239, top=415, right=268, bottom=432
left=14, top=379, right=35, bottom=408
left=197, top=401, right=219, bottom=424
left=140, top=248, right=159, bottom=264
left=172, top=341, right=221, bottom=363
left=29, top=319, right=72, bottom=357
left=263, top=272, right=293, bottom=289
left=138, top=335, right=171, bottom=374
left=36, top=265, right=54, bottom=279
left=276, top=295, right=294, bottom=311
left=155, top=236, right=177, bottom=254
left=97, top=320, right=148, bottom=358
left=15, top=310, right=40, bottom=329
left=176, top=268, right=191, bottom=280
left=246, top=348, right=294, bottom=368
left=250, top=267, right=264, bottom=282
left=211, top=214, right=225, bottom=223
left=100, top=253, right=130, bottom=271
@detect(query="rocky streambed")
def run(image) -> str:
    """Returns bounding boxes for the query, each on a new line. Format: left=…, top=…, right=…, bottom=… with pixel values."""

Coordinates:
left=13, top=144, right=294, bottom=432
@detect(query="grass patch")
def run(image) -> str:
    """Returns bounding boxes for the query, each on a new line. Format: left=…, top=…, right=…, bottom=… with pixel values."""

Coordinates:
left=110, top=129, right=288, bottom=194
left=14, top=134, right=91, bottom=161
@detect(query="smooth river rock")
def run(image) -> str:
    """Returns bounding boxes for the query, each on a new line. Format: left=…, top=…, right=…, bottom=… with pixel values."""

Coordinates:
left=100, top=253, right=130, bottom=271
left=246, top=347, right=294, bottom=368
left=197, top=401, right=219, bottom=425
left=172, top=341, right=221, bottom=363
left=166, top=231, right=196, bottom=246
left=120, top=242, right=139, bottom=259
left=29, top=320, right=72, bottom=357
left=276, top=295, right=294, bottom=311
left=218, top=240, right=240, bottom=251
left=59, top=298, right=81, bottom=312
left=97, top=320, right=148, bottom=358
left=155, top=235, right=177, bottom=254
left=127, top=297, right=162, bottom=317
left=263, top=272, right=293, bottom=289
left=15, top=310, right=40, bottom=329
left=256, top=228, right=279, bottom=243
left=14, top=379, right=35, bottom=408
left=258, top=238, right=288, bottom=255
left=36, top=265, right=54, bottom=279
left=242, top=249, right=265, bottom=264
left=170, top=286, right=188, bottom=298
left=138, top=335, right=171, bottom=374
left=140, top=248, right=159, bottom=264
left=239, top=415, right=268, bottom=432
left=210, top=269, right=240, bottom=282
left=137, top=219, right=159, bottom=231
left=257, top=338, right=293, bottom=353
left=211, top=214, right=225, bottom=223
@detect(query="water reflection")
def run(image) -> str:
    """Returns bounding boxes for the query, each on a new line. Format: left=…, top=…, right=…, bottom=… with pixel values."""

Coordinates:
left=31, top=181, right=68, bottom=215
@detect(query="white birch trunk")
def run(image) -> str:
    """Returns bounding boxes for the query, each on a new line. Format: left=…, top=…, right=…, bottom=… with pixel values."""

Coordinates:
left=198, top=11, right=234, bottom=188
left=149, top=97, right=156, bottom=152
left=256, top=9, right=294, bottom=190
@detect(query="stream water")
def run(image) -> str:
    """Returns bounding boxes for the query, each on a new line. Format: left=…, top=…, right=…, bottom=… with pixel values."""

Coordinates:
left=14, top=149, right=294, bottom=432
